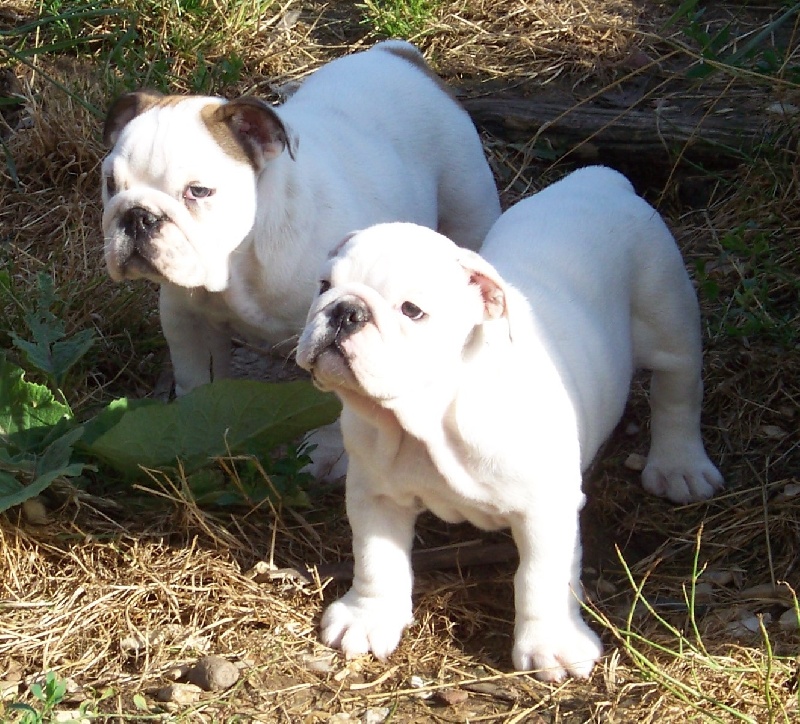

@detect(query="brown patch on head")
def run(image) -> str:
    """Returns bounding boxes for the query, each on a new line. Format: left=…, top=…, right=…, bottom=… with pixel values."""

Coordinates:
left=201, top=97, right=295, bottom=170
left=103, top=90, right=167, bottom=146
left=200, top=103, right=253, bottom=167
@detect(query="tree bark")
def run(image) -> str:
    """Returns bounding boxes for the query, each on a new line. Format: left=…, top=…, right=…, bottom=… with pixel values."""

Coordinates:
left=462, top=94, right=768, bottom=168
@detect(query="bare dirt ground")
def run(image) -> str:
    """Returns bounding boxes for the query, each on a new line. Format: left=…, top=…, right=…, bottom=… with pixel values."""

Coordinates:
left=1, top=1, right=799, bottom=722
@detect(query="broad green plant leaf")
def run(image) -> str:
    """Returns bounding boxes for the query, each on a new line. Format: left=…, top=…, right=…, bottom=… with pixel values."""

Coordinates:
left=79, top=396, right=162, bottom=447
left=0, top=354, right=71, bottom=453
left=0, top=356, right=86, bottom=512
left=81, top=379, right=340, bottom=475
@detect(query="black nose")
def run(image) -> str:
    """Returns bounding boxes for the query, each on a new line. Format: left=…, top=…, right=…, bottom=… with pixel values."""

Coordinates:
left=330, top=298, right=372, bottom=338
left=121, top=206, right=162, bottom=245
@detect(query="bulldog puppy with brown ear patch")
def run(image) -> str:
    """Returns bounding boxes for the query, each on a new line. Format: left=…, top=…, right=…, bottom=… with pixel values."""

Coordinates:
left=100, top=40, right=501, bottom=475
left=296, top=166, right=724, bottom=681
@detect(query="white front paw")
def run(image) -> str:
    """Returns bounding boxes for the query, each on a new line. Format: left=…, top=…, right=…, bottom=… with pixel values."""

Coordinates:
left=642, top=452, right=724, bottom=504
left=512, top=617, right=602, bottom=681
left=321, top=589, right=413, bottom=661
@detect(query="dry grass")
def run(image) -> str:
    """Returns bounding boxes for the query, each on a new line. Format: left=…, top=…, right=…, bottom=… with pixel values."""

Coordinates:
left=1, top=0, right=799, bottom=721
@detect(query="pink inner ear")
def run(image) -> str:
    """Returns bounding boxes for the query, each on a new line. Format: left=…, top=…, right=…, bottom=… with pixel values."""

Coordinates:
left=236, top=118, right=254, bottom=135
left=232, top=110, right=279, bottom=155
left=470, top=271, right=506, bottom=320
left=217, top=98, right=295, bottom=163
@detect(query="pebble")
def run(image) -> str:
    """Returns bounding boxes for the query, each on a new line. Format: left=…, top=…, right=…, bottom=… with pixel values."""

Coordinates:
left=779, top=608, right=799, bottom=632
left=153, top=682, right=203, bottom=704
left=777, top=483, right=800, bottom=501
left=692, top=581, right=714, bottom=603
left=185, top=655, right=240, bottom=692
left=23, top=498, right=50, bottom=525
left=362, top=707, right=390, bottom=723
left=435, top=688, right=469, bottom=706
left=766, top=101, right=799, bottom=116
left=408, top=674, right=433, bottom=699
left=301, top=653, right=336, bottom=673
left=759, top=425, right=786, bottom=439
left=726, top=611, right=772, bottom=637
left=54, top=713, right=89, bottom=724
left=623, top=453, right=646, bottom=471
left=624, top=422, right=640, bottom=436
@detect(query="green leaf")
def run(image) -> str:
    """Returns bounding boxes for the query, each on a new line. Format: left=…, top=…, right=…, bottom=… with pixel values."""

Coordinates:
left=9, top=272, right=95, bottom=387
left=0, top=446, right=35, bottom=473
left=7, top=703, right=38, bottom=715
left=81, top=379, right=341, bottom=475
left=0, top=470, right=25, bottom=498
left=0, top=427, right=86, bottom=513
left=0, top=355, right=71, bottom=453
left=79, top=396, right=162, bottom=447
left=35, top=426, right=86, bottom=479
left=29, top=682, right=44, bottom=701
left=50, top=328, right=96, bottom=387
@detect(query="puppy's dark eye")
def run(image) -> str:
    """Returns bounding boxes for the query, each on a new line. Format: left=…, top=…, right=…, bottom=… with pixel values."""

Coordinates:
left=400, top=301, right=425, bottom=320
left=105, top=175, right=117, bottom=197
left=319, top=280, right=331, bottom=295
left=184, top=185, right=215, bottom=201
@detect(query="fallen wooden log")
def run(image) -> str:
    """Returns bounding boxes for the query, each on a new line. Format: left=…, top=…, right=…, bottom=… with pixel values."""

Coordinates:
left=461, top=94, right=771, bottom=168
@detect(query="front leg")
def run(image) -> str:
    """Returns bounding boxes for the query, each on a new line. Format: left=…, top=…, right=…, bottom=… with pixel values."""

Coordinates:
left=159, top=284, right=231, bottom=395
left=510, top=487, right=602, bottom=682
left=321, top=463, right=418, bottom=660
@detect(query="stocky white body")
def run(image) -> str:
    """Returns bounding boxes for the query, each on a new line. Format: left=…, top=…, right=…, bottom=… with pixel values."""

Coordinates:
left=100, top=40, right=500, bottom=395
left=296, top=166, right=724, bottom=680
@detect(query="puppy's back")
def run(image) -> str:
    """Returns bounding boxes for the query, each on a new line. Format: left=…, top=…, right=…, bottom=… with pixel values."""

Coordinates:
left=280, top=42, right=501, bottom=251
left=481, top=166, right=672, bottom=297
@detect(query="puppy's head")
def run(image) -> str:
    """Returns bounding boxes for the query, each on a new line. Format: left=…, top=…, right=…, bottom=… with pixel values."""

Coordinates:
left=296, top=223, right=508, bottom=405
left=101, top=91, right=296, bottom=292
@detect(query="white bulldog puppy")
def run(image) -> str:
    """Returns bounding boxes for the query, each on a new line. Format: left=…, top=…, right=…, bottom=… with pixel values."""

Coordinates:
left=100, top=40, right=500, bottom=399
left=296, top=166, right=724, bottom=681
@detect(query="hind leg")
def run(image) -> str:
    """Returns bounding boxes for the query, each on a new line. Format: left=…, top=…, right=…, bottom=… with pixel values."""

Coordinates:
left=633, top=267, right=724, bottom=504
left=643, top=359, right=724, bottom=503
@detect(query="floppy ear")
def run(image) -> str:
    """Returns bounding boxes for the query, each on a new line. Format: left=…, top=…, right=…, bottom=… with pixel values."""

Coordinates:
left=209, top=96, right=297, bottom=168
left=103, top=90, right=164, bottom=146
left=457, top=249, right=508, bottom=322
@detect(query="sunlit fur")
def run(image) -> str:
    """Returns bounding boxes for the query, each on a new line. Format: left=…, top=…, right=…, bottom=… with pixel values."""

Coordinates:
left=296, top=166, right=724, bottom=680
left=101, top=40, right=501, bottom=405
